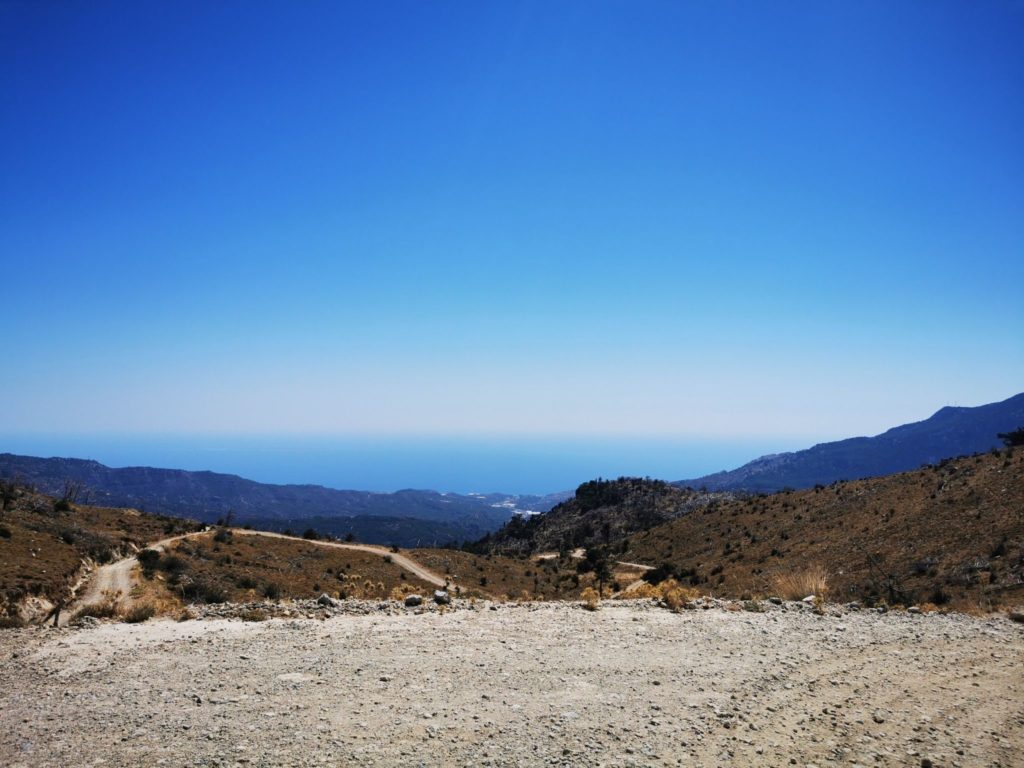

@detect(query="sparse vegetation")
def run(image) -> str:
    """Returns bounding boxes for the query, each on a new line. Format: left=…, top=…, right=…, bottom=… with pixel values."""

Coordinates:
left=121, top=603, right=156, bottom=623
left=997, top=427, right=1024, bottom=447
left=74, top=601, right=119, bottom=621
left=180, top=578, right=229, bottom=604
left=770, top=565, right=830, bottom=601
left=261, top=582, right=282, bottom=600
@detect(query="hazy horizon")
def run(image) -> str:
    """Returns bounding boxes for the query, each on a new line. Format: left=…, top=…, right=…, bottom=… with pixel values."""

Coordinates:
left=4, top=385, right=1017, bottom=494
left=0, top=432, right=817, bottom=496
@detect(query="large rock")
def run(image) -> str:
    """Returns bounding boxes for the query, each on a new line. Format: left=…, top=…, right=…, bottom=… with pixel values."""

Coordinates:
left=316, top=594, right=337, bottom=607
left=433, top=590, right=450, bottom=605
left=404, top=594, right=423, bottom=607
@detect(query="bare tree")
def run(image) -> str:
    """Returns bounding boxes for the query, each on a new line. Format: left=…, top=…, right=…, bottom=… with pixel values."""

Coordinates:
left=61, top=479, right=85, bottom=505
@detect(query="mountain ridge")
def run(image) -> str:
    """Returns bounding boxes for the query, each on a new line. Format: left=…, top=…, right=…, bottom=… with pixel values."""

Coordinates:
left=0, top=453, right=568, bottom=546
left=679, top=392, right=1024, bottom=492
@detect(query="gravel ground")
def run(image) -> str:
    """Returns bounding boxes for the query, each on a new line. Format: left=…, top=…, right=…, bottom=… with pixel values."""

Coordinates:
left=1, top=600, right=1021, bottom=767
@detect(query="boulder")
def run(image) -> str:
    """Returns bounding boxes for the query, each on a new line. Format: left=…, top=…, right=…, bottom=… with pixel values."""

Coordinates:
left=433, top=590, right=451, bottom=605
left=316, top=594, right=337, bottom=607
left=404, top=594, right=423, bottom=607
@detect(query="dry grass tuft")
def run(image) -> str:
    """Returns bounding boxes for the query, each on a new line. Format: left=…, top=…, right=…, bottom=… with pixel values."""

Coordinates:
left=770, top=565, right=829, bottom=602
left=617, top=579, right=700, bottom=609
left=659, top=579, right=699, bottom=611
left=74, top=601, right=119, bottom=621
left=625, top=582, right=661, bottom=600
left=121, top=603, right=156, bottom=623
left=389, top=584, right=419, bottom=601
left=580, top=586, right=601, bottom=611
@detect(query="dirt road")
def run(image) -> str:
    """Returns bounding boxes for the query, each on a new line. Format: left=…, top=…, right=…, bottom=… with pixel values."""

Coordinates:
left=231, top=529, right=449, bottom=587
left=65, top=529, right=451, bottom=623
left=2, top=601, right=1021, bottom=767
left=61, top=531, right=205, bottom=625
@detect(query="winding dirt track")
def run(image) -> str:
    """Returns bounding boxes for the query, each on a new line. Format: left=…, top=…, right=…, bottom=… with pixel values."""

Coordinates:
left=230, top=529, right=449, bottom=587
left=62, top=532, right=203, bottom=625
left=66, top=529, right=451, bottom=621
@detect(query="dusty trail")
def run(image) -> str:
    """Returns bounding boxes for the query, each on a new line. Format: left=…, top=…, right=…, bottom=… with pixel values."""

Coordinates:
left=65, top=529, right=450, bottom=623
left=62, top=532, right=204, bottom=625
left=230, top=529, right=449, bottom=587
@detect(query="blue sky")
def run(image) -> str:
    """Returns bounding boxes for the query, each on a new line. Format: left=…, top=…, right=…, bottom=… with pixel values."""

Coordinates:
left=2, top=1, right=1022, bottom=447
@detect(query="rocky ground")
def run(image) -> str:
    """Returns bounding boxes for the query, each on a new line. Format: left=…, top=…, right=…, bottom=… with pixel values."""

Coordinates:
left=1, top=599, right=1022, bottom=767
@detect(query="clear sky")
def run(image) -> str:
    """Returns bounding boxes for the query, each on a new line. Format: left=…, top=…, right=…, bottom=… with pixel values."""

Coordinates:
left=2, top=1, right=1022, bottom=447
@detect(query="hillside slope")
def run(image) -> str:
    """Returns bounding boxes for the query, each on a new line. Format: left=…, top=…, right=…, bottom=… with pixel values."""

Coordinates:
left=0, top=453, right=565, bottom=544
left=628, top=448, right=1024, bottom=609
left=0, top=484, right=201, bottom=622
left=475, top=477, right=736, bottom=556
left=681, top=391, right=1024, bottom=492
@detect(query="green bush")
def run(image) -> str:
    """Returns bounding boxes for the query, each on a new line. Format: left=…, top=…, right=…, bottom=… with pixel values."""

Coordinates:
left=262, top=582, right=282, bottom=600
left=180, top=578, right=228, bottom=604
left=213, top=528, right=233, bottom=543
left=137, top=548, right=161, bottom=570
left=158, top=554, right=187, bottom=574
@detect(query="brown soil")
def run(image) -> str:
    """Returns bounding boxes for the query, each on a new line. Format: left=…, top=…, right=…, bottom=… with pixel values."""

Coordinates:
left=151, top=530, right=439, bottom=603
left=626, top=449, right=1024, bottom=610
left=0, top=489, right=200, bottom=619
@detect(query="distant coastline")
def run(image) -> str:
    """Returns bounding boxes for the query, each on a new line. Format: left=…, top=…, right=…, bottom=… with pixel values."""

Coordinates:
left=0, top=434, right=799, bottom=496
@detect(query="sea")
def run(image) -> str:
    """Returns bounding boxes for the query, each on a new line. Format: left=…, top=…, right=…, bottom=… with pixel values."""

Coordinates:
left=0, top=434, right=807, bottom=496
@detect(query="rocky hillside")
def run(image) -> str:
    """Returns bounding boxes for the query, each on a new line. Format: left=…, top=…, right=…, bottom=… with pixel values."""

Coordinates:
left=474, top=477, right=737, bottom=555
left=0, top=482, right=201, bottom=623
left=628, top=448, right=1024, bottom=610
left=681, top=391, right=1024, bottom=492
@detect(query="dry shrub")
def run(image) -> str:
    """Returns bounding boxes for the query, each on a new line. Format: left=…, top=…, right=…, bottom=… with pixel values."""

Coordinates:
left=580, top=586, right=601, bottom=611
left=239, top=608, right=267, bottom=622
left=617, top=579, right=699, bottom=609
left=389, top=584, right=418, bottom=601
left=770, top=565, right=830, bottom=601
left=624, top=582, right=661, bottom=600
left=121, top=603, right=156, bottom=623
left=660, top=579, right=699, bottom=611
